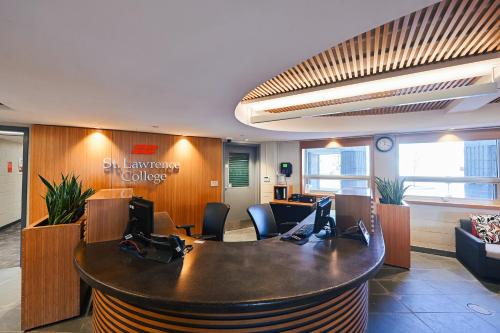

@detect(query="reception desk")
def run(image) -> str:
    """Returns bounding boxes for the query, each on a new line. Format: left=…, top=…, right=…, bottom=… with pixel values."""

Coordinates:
left=74, top=211, right=385, bottom=332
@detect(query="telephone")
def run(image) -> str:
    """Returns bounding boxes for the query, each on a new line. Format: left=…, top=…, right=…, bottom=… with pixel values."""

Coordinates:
left=120, top=233, right=192, bottom=263
left=151, top=234, right=186, bottom=257
left=341, top=220, right=370, bottom=245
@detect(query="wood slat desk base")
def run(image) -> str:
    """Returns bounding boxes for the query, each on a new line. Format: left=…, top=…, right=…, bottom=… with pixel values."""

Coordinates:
left=92, top=282, right=368, bottom=332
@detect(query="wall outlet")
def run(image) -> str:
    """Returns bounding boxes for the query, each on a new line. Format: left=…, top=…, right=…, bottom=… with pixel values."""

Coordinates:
left=210, top=180, right=219, bottom=187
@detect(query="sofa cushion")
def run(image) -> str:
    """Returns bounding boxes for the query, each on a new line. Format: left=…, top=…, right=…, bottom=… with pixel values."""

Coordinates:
left=460, top=219, right=473, bottom=234
left=471, top=215, right=500, bottom=244
left=485, top=243, right=500, bottom=260
left=471, top=220, right=479, bottom=237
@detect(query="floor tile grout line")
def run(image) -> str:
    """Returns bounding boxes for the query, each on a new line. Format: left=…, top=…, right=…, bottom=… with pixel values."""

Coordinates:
left=470, top=311, right=499, bottom=330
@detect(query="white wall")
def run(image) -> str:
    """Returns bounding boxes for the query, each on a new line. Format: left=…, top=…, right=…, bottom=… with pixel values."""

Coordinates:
left=373, top=136, right=397, bottom=180
left=264, top=137, right=498, bottom=253
left=260, top=142, right=277, bottom=203
left=277, top=141, right=301, bottom=188
left=0, top=137, right=23, bottom=228
left=259, top=141, right=300, bottom=203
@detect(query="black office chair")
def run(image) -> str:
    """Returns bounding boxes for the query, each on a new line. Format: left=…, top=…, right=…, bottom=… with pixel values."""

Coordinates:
left=247, top=204, right=280, bottom=240
left=177, top=202, right=230, bottom=241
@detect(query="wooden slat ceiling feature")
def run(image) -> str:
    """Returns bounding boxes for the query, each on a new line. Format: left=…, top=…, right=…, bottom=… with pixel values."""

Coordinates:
left=264, top=77, right=477, bottom=116
left=241, top=0, right=499, bottom=102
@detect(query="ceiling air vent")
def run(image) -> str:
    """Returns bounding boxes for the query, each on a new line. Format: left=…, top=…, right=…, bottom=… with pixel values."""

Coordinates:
left=0, top=102, right=12, bottom=110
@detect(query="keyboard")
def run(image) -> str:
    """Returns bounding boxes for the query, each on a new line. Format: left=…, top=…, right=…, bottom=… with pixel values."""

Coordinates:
left=280, top=224, right=315, bottom=244
left=291, top=224, right=314, bottom=239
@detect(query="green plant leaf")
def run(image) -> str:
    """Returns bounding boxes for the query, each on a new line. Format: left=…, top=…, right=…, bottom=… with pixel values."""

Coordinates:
left=39, top=173, right=96, bottom=225
left=375, top=176, right=410, bottom=205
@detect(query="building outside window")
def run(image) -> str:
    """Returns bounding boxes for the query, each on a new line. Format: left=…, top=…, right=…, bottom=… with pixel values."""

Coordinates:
left=399, top=139, right=499, bottom=201
left=302, top=146, right=370, bottom=194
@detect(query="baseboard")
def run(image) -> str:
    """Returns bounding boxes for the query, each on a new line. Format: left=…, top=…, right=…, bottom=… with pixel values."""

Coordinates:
left=0, top=219, right=21, bottom=232
left=411, top=246, right=456, bottom=258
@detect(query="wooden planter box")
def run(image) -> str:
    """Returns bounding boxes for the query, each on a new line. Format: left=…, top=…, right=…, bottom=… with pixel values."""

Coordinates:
left=21, top=216, right=84, bottom=331
left=377, top=202, right=410, bottom=269
left=85, top=188, right=133, bottom=243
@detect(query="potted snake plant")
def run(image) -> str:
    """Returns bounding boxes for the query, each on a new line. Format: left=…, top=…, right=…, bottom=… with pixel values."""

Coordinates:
left=38, top=174, right=95, bottom=225
left=22, top=174, right=95, bottom=330
left=375, top=177, right=411, bottom=269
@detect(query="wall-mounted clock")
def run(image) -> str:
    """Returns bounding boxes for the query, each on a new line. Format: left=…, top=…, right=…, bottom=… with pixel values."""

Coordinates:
left=375, top=136, right=394, bottom=152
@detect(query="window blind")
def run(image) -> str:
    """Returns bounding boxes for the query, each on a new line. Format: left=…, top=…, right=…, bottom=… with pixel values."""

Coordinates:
left=229, top=153, right=249, bottom=187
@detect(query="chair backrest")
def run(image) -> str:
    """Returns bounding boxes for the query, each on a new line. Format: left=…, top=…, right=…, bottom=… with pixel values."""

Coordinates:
left=154, top=211, right=177, bottom=235
left=460, top=219, right=472, bottom=233
left=202, top=202, right=230, bottom=241
left=247, top=204, right=278, bottom=240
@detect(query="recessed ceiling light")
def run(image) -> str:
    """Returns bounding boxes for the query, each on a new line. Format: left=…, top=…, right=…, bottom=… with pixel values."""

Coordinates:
left=0, top=130, right=23, bottom=136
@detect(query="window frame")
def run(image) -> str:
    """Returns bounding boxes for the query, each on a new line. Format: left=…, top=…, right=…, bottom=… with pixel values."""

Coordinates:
left=300, top=137, right=374, bottom=195
left=396, top=129, right=500, bottom=205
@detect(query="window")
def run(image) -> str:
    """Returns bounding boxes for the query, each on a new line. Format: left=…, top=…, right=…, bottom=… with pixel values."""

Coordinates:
left=302, top=146, right=370, bottom=194
left=228, top=153, right=249, bottom=187
left=399, top=139, right=499, bottom=201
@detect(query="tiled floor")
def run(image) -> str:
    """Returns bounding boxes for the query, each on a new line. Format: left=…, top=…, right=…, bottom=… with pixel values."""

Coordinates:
left=0, top=222, right=21, bottom=269
left=224, top=219, right=253, bottom=232
left=369, top=252, right=500, bottom=333
left=224, top=226, right=257, bottom=241
left=0, top=226, right=498, bottom=332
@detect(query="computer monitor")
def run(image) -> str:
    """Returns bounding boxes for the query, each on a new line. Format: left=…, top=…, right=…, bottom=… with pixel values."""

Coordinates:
left=127, top=196, right=154, bottom=237
left=313, top=197, right=332, bottom=234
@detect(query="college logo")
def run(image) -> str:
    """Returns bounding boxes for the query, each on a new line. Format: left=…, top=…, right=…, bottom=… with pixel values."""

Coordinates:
left=103, top=157, right=180, bottom=184
left=131, top=144, right=158, bottom=155
left=103, top=144, right=179, bottom=184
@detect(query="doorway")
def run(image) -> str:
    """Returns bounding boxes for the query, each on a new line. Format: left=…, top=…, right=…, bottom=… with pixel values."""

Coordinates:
left=223, top=143, right=259, bottom=231
left=0, top=126, right=29, bottom=270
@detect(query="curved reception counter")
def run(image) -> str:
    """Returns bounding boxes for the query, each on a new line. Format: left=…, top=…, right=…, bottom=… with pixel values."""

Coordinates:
left=74, top=212, right=385, bottom=332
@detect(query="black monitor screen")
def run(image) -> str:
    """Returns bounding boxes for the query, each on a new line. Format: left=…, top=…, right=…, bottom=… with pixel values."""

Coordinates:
left=129, top=197, right=154, bottom=237
left=313, top=197, right=332, bottom=234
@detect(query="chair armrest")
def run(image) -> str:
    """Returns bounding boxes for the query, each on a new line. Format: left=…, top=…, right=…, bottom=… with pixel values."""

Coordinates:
left=455, top=227, right=485, bottom=249
left=176, top=224, right=195, bottom=236
left=261, top=233, right=280, bottom=239
left=455, top=227, right=486, bottom=273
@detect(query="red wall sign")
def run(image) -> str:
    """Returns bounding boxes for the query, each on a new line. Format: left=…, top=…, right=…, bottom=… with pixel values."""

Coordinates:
left=131, top=144, right=159, bottom=155
left=7, top=161, right=12, bottom=173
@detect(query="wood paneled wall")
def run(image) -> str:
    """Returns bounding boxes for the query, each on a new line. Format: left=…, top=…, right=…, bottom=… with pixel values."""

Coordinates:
left=22, top=218, right=83, bottom=330
left=29, top=125, right=222, bottom=233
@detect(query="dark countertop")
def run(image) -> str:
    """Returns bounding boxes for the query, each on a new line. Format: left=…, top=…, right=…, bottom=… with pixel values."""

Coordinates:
left=74, top=211, right=385, bottom=312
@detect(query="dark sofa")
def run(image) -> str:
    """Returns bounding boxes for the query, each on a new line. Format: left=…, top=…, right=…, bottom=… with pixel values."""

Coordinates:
left=455, top=219, right=500, bottom=281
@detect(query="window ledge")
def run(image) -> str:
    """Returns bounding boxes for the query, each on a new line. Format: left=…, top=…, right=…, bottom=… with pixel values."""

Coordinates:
left=404, top=198, right=500, bottom=210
